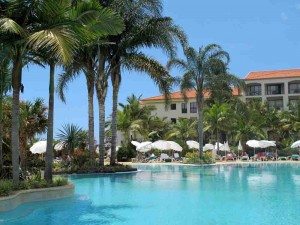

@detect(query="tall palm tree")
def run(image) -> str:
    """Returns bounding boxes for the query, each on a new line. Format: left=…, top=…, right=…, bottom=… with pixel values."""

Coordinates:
left=167, top=44, right=230, bottom=155
left=57, top=1, right=124, bottom=166
left=99, top=0, right=186, bottom=165
left=0, top=0, right=82, bottom=185
left=0, top=55, right=11, bottom=170
left=31, top=0, right=123, bottom=182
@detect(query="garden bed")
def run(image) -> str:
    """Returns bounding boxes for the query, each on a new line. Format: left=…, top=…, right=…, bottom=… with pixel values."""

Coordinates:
left=53, top=164, right=138, bottom=175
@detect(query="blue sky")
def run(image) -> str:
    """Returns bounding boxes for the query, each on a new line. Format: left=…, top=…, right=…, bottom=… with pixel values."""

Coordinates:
left=21, top=0, right=300, bottom=140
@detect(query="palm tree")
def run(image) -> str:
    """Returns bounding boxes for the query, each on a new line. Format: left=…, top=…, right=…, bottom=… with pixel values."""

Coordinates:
left=232, top=99, right=266, bottom=151
left=167, top=44, right=230, bottom=155
left=0, top=55, right=11, bottom=170
left=204, top=103, right=232, bottom=150
left=166, top=118, right=197, bottom=146
left=99, top=0, right=186, bottom=165
left=57, top=1, right=124, bottom=167
left=0, top=0, right=82, bottom=185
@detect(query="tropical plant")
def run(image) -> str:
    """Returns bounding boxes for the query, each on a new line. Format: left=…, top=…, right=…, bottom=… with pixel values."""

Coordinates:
left=231, top=99, right=266, bottom=151
left=98, top=0, right=186, bottom=165
left=166, top=118, right=197, bottom=146
left=204, top=103, right=232, bottom=150
left=167, top=44, right=231, bottom=155
left=19, top=99, right=48, bottom=169
left=56, top=124, right=87, bottom=156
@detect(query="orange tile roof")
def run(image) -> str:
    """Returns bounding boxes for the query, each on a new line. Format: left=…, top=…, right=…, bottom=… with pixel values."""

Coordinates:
left=246, top=69, right=300, bottom=80
left=141, top=88, right=241, bottom=102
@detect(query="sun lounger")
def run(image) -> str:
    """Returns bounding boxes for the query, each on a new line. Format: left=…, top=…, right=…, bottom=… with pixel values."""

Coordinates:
left=278, top=156, right=287, bottom=161
left=160, top=153, right=171, bottom=162
left=291, top=154, right=300, bottom=161
left=225, top=153, right=235, bottom=161
left=241, top=155, right=249, bottom=161
left=173, top=153, right=182, bottom=162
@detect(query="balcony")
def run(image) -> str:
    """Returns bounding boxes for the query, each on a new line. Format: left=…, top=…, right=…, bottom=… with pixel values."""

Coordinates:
left=246, top=84, right=261, bottom=96
left=289, top=82, right=300, bottom=94
left=267, top=98, right=284, bottom=110
left=265, top=84, right=284, bottom=95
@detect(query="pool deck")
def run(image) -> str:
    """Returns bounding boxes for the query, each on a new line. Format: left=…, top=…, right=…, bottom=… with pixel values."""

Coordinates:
left=122, top=160, right=300, bottom=167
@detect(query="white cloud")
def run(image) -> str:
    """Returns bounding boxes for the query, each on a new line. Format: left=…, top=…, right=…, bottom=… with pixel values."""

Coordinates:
left=280, top=12, right=288, bottom=21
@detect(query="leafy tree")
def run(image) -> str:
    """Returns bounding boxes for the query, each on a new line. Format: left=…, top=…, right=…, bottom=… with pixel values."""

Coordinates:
left=19, top=99, right=48, bottom=169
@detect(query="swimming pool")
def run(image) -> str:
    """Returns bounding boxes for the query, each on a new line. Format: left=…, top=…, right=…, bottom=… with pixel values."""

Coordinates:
left=1, top=163, right=300, bottom=225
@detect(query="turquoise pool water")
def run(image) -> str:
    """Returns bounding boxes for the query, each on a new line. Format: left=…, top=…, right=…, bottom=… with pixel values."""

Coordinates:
left=1, top=163, right=300, bottom=225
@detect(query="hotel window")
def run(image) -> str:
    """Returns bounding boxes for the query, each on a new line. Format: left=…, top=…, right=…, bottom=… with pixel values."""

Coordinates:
left=268, top=99, right=283, bottom=110
left=181, top=103, right=187, bottom=113
left=247, top=85, right=261, bottom=96
left=190, top=102, right=197, bottom=113
left=171, top=118, right=177, bottom=123
left=289, top=83, right=300, bottom=94
left=170, top=103, right=176, bottom=110
left=266, top=84, right=284, bottom=95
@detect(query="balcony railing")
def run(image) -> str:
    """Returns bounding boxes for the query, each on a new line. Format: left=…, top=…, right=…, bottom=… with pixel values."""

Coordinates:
left=289, top=88, right=300, bottom=94
left=246, top=91, right=261, bottom=96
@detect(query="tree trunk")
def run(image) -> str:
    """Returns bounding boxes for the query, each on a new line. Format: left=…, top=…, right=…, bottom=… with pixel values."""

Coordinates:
left=45, top=63, right=55, bottom=183
left=110, top=64, right=120, bottom=166
left=86, top=70, right=95, bottom=158
left=197, top=93, right=204, bottom=157
left=0, top=96, right=3, bottom=170
left=96, top=50, right=107, bottom=167
left=11, top=52, right=22, bottom=185
left=98, top=98, right=106, bottom=166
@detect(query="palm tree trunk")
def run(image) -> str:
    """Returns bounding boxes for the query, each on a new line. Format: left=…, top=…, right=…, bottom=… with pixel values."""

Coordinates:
left=98, top=98, right=106, bottom=166
left=110, top=64, right=121, bottom=166
left=0, top=96, right=3, bottom=170
left=45, top=63, right=55, bottom=183
left=96, top=50, right=107, bottom=167
left=197, top=93, right=204, bottom=157
left=11, top=51, right=22, bottom=185
left=86, top=70, right=95, bottom=158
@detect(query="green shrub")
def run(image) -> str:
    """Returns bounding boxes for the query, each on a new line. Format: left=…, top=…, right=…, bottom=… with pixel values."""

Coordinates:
left=117, top=144, right=136, bottom=162
left=0, top=180, right=13, bottom=197
left=184, top=151, right=201, bottom=164
left=184, top=151, right=215, bottom=164
left=72, top=149, right=90, bottom=168
left=53, top=177, right=68, bottom=186
left=201, top=151, right=215, bottom=164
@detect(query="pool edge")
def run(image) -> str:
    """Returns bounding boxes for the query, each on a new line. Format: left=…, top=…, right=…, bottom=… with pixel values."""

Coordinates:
left=0, top=184, right=74, bottom=212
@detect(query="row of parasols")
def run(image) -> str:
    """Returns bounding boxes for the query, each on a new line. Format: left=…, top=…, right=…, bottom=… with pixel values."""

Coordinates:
left=131, top=140, right=230, bottom=153
left=29, top=139, right=300, bottom=155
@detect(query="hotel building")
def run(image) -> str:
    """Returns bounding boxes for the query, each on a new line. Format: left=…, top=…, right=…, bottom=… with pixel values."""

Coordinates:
left=141, top=69, right=300, bottom=122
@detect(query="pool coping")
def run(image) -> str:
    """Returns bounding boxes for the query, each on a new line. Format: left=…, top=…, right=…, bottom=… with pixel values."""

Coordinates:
left=0, top=184, right=74, bottom=212
left=127, top=160, right=300, bottom=167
